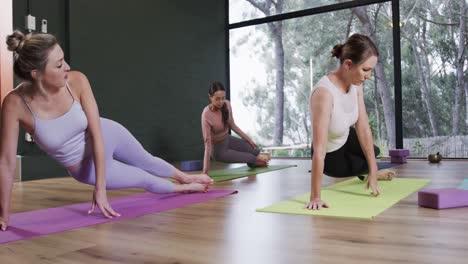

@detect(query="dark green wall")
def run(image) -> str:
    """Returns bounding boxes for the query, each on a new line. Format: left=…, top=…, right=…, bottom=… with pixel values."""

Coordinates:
left=13, top=0, right=67, bottom=44
left=69, top=0, right=227, bottom=161
left=14, top=0, right=68, bottom=156
left=13, top=0, right=69, bottom=180
left=13, top=0, right=227, bottom=180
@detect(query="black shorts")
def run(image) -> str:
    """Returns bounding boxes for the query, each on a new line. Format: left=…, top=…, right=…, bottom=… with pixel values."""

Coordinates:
left=311, top=127, right=380, bottom=177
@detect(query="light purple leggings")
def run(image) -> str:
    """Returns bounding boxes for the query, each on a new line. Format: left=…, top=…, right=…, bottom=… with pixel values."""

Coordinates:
left=68, top=118, right=176, bottom=193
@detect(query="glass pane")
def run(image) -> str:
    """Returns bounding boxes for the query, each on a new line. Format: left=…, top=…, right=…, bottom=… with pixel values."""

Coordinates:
left=229, top=0, right=355, bottom=24
left=230, top=2, right=395, bottom=157
left=401, top=0, right=467, bottom=158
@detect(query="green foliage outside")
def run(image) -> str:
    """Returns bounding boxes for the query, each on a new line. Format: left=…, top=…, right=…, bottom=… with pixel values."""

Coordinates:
left=230, top=0, right=467, bottom=157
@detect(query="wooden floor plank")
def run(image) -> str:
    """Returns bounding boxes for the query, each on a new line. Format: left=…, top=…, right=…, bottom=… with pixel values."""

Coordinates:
left=1, top=159, right=468, bottom=263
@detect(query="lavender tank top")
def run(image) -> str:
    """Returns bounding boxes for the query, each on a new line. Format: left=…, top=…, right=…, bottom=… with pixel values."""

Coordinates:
left=19, top=83, right=92, bottom=167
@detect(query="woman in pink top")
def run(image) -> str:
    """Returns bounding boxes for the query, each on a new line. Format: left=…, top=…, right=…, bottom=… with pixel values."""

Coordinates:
left=201, top=82, right=268, bottom=174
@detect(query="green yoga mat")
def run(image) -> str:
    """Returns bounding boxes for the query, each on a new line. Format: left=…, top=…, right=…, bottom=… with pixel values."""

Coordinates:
left=208, top=165, right=296, bottom=182
left=257, top=178, right=431, bottom=219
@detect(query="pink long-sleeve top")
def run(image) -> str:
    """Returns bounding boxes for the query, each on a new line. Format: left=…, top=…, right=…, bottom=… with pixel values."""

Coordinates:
left=201, top=100, right=241, bottom=171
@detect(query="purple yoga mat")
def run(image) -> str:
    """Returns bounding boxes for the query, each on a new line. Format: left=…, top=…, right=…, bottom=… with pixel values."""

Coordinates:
left=1, top=189, right=236, bottom=244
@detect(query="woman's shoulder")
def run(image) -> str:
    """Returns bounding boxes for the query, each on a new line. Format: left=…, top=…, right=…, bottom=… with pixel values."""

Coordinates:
left=67, top=71, right=88, bottom=82
left=67, top=71, right=92, bottom=97
left=311, top=86, right=333, bottom=101
left=67, top=70, right=89, bottom=87
left=314, top=75, right=331, bottom=85
left=312, top=75, right=332, bottom=91
left=311, top=76, right=333, bottom=98
left=12, top=81, right=33, bottom=94
left=1, top=88, right=24, bottom=114
left=201, top=105, right=212, bottom=118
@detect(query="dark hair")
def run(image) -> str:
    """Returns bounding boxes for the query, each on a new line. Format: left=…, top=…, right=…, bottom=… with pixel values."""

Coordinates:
left=208, top=81, right=229, bottom=127
left=6, top=30, right=58, bottom=81
left=331, top=33, right=379, bottom=65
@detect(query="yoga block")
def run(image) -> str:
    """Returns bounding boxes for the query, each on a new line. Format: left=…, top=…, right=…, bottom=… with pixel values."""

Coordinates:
left=180, top=160, right=203, bottom=171
left=390, top=156, right=407, bottom=164
left=418, top=188, right=468, bottom=209
left=389, top=149, right=410, bottom=157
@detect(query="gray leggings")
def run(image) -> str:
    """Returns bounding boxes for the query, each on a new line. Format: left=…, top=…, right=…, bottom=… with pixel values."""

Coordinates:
left=212, top=135, right=260, bottom=164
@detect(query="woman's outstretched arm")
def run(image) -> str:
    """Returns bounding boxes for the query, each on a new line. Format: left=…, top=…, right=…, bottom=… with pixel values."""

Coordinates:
left=306, top=87, right=332, bottom=210
left=0, top=93, right=21, bottom=230
left=354, top=86, right=380, bottom=196
left=201, top=111, right=212, bottom=174
left=70, top=71, right=120, bottom=218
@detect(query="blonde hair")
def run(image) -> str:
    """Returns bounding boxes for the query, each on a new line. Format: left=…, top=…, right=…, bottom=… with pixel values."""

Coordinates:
left=6, top=30, right=58, bottom=81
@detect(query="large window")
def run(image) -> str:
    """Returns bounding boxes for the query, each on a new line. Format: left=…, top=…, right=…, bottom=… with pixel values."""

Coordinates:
left=229, top=0, right=467, bottom=158
left=229, top=0, right=396, bottom=157
left=229, top=0, right=354, bottom=24
left=401, top=0, right=467, bottom=158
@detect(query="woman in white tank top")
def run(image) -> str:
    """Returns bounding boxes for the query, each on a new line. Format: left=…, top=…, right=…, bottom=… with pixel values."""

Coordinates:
left=307, top=34, right=394, bottom=210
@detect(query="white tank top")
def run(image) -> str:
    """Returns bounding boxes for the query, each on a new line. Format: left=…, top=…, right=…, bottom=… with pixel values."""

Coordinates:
left=310, top=75, right=359, bottom=152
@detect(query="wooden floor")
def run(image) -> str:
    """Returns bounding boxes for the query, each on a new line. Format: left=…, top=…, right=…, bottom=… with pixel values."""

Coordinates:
left=1, top=159, right=468, bottom=264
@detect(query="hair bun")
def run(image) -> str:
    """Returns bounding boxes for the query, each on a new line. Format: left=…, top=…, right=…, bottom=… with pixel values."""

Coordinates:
left=6, top=30, right=26, bottom=52
left=331, top=44, right=344, bottom=59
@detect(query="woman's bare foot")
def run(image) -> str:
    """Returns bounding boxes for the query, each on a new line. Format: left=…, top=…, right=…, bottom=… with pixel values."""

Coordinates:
left=184, top=173, right=214, bottom=184
left=255, top=158, right=268, bottom=167
left=258, top=152, right=271, bottom=162
left=377, top=169, right=397, bottom=180
left=174, top=183, right=210, bottom=193
left=174, top=171, right=214, bottom=185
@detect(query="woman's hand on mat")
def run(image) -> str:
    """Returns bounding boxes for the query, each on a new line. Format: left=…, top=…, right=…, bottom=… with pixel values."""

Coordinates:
left=366, top=174, right=381, bottom=196
left=0, top=217, right=8, bottom=231
left=89, top=189, right=121, bottom=218
left=305, top=198, right=330, bottom=210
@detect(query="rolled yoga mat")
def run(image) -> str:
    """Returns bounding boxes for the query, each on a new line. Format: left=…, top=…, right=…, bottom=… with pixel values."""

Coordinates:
left=208, top=164, right=296, bottom=182
left=257, top=178, right=431, bottom=219
left=0, top=189, right=237, bottom=244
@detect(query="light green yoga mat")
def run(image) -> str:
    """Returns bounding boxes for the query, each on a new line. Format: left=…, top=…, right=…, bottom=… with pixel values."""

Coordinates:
left=208, top=165, right=296, bottom=182
left=257, top=178, right=431, bottom=219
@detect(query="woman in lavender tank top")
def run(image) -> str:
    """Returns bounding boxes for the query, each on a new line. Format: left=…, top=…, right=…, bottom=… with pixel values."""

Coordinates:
left=0, top=31, right=213, bottom=231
